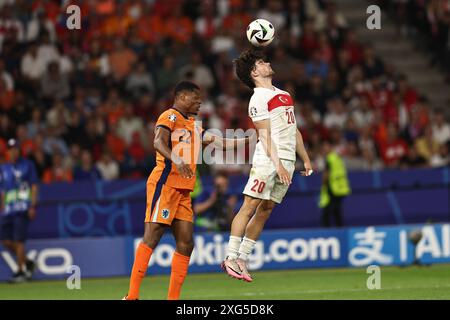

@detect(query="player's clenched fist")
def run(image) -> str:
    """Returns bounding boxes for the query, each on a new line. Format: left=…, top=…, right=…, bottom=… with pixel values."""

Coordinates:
left=301, top=162, right=314, bottom=177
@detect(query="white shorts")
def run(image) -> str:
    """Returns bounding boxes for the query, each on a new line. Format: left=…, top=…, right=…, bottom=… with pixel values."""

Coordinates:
left=243, top=157, right=295, bottom=204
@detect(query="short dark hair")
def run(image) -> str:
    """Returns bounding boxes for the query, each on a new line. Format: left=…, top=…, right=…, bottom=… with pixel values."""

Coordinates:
left=233, top=48, right=266, bottom=89
left=174, top=81, right=200, bottom=97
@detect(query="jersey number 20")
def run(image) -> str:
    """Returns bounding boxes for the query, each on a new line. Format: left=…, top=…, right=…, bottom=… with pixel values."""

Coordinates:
left=286, top=110, right=295, bottom=124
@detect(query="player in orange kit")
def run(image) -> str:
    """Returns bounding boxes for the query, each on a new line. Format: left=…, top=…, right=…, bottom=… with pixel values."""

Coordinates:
left=123, top=81, right=252, bottom=300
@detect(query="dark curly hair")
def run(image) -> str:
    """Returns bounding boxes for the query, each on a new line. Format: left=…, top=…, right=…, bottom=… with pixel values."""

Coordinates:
left=233, top=48, right=267, bottom=89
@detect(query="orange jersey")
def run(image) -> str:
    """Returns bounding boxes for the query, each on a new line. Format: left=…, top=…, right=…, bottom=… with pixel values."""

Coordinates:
left=148, top=108, right=202, bottom=191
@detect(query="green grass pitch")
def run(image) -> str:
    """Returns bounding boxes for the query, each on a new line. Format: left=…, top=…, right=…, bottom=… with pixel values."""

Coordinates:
left=1, top=264, right=449, bottom=300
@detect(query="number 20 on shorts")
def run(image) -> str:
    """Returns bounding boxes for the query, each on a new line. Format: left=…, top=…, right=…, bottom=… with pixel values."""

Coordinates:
left=251, top=179, right=266, bottom=193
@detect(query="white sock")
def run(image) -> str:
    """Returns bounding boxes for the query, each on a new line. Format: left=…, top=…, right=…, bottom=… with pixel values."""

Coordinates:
left=238, top=237, right=256, bottom=261
left=226, top=236, right=242, bottom=260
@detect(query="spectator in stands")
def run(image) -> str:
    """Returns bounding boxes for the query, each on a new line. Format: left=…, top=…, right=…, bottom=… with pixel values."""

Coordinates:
left=415, top=125, right=440, bottom=162
left=431, top=108, right=450, bottom=145
left=341, top=28, right=364, bottom=66
left=361, top=44, right=384, bottom=78
left=324, top=97, right=348, bottom=129
left=257, top=0, right=286, bottom=31
left=0, top=59, right=13, bottom=91
left=343, top=141, right=366, bottom=171
left=399, top=143, right=428, bottom=169
left=42, top=152, right=73, bottom=183
left=156, top=55, right=178, bottom=94
left=40, top=61, right=70, bottom=101
left=26, top=9, right=56, bottom=43
left=379, top=123, right=409, bottom=168
left=305, top=49, right=329, bottom=80
left=108, top=38, right=137, bottom=82
left=430, top=142, right=450, bottom=168
left=21, top=42, right=47, bottom=87
left=193, top=172, right=237, bottom=232
left=96, top=149, right=120, bottom=181
left=314, top=0, right=347, bottom=32
left=179, top=52, right=215, bottom=92
left=0, top=77, right=14, bottom=111
left=26, top=108, right=46, bottom=138
left=125, top=131, right=146, bottom=178
left=126, top=61, right=155, bottom=98
left=73, top=149, right=101, bottom=181
left=117, top=103, right=145, bottom=146
left=43, top=126, right=69, bottom=156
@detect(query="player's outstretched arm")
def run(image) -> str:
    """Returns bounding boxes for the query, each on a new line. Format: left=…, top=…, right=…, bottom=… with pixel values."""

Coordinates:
left=202, top=131, right=255, bottom=151
left=254, top=119, right=291, bottom=185
left=296, top=129, right=313, bottom=176
left=154, top=126, right=193, bottom=179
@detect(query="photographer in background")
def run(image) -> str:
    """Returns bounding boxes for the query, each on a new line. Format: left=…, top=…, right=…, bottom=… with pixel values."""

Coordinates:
left=193, top=172, right=237, bottom=232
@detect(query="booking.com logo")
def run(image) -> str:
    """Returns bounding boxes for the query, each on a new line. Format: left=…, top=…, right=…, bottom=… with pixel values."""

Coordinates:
left=138, top=234, right=342, bottom=271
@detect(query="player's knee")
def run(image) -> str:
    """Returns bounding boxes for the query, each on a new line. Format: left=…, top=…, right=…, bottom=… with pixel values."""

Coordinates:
left=239, top=199, right=260, bottom=217
left=256, top=209, right=272, bottom=222
left=142, top=235, right=160, bottom=249
left=256, top=205, right=275, bottom=220
left=176, top=239, right=194, bottom=256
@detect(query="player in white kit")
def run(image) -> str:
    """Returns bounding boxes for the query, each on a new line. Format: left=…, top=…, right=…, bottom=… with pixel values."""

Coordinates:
left=222, top=49, right=313, bottom=282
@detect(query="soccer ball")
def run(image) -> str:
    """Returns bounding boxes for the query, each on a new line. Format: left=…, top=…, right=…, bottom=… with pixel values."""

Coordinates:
left=246, top=19, right=275, bottom=47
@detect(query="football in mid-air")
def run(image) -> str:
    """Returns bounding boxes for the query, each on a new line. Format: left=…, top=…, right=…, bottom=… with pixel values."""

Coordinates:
left=246, top=19, right=275, bottom=47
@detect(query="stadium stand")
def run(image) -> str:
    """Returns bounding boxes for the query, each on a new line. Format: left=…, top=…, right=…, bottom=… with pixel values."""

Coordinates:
left=0, top=0, right=449, bottom=183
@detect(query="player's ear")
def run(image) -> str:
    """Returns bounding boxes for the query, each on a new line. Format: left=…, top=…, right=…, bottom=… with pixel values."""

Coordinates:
left=178, top=92, right=186, bottom=102
left=251, top=68, right=259, bottom=79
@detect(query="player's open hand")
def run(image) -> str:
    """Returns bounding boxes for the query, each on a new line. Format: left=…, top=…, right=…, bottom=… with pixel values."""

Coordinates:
left=276, top=163, right=291, bottom=186
left=300, top=162, right=314, bottom=177
left=176, top=161, right=194, bottom=179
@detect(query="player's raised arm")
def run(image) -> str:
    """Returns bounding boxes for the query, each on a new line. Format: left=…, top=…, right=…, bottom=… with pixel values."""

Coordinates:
left=253, top=119, right=291, bottom=185
left=296, top=129, right=313, bottom=176
left=153, top=126, right=193, bottom=179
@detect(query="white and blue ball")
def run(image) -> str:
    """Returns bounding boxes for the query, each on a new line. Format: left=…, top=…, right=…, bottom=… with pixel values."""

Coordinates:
left=246, top=19, right=275, bottom=47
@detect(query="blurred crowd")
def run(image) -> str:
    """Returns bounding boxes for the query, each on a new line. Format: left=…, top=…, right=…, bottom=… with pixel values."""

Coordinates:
left=0, top=0, right=449, bottom=184
left=379, top=0, right=450, bottom=81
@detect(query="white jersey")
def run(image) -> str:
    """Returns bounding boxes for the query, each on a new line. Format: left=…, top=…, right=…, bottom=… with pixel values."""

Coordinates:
left=248, top=86, right=297, bottom=161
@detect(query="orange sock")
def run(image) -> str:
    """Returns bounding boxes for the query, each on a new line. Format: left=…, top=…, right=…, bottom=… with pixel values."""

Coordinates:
left=127, top=243, right=153, bottom=300
left=167, top=251, right=190, bottom=300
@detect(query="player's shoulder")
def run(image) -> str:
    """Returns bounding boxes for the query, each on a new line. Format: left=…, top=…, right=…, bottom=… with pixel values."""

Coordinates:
left=274, top=86, right=291, bottom=96
left=158, top=108, right=179, bottom=123
left=249, top=88, right=272, bottom=105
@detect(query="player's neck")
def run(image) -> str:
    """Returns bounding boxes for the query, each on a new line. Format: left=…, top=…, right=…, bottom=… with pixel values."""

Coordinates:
left=172, top=104, right=189, bottom=119
left=254, top=78, right=274, bottom=90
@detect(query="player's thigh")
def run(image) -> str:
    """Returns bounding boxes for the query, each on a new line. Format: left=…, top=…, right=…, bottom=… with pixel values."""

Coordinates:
left=243, top=157, right=276, bottom=201
left=174, top=190, right=194, bottom=224
left=145, top=183, right=181, bottom=225
left=270, top=159, right=295, bottom=204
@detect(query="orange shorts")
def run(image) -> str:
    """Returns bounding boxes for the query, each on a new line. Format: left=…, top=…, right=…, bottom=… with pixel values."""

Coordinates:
left=144, top=180, right=193, bottom=225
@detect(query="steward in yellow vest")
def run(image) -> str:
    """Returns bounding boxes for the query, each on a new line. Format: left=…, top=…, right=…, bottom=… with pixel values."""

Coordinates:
left=319, top=142, right=351, bottom=227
